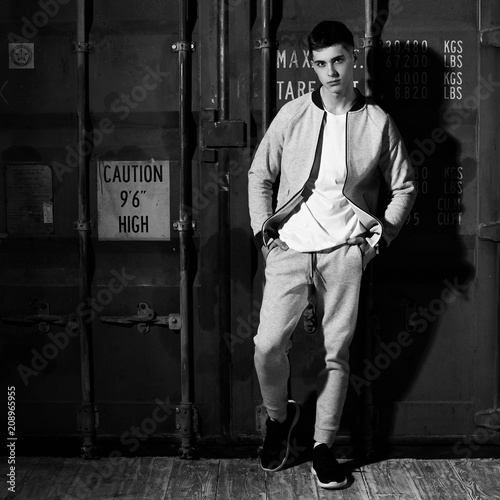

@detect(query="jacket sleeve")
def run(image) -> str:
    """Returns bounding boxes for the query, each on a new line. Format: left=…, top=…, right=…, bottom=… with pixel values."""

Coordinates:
left=248, top=109, right=288, bottom=246
left=378, top=116, right=417, bottom=245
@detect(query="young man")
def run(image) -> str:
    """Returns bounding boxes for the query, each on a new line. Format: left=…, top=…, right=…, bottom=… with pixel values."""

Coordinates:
left=248, top=21, right=417, bottom=489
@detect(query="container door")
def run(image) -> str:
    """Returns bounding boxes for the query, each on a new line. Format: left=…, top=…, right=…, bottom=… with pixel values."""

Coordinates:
left=228, top=0, right=500, bottom=450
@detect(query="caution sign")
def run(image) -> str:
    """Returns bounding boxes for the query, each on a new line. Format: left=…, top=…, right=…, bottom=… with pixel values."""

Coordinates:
left=97, top=160, right=170, bottom=241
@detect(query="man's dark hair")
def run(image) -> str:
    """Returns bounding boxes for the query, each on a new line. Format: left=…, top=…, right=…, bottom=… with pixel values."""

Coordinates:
left=308, top=21, right=355, bottom=55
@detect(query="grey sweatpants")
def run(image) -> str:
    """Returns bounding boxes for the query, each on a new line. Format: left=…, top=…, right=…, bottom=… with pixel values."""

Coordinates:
left=254, top=243, right=363, bottom=446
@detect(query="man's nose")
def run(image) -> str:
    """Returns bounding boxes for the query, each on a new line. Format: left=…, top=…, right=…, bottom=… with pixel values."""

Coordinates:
left=327, top=64, right=338, bottom=77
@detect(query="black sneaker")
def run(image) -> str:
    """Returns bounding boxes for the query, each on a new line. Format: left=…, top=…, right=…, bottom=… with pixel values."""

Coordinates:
left=311, top=443, right=347, bottom=489
left=260, top=400, right=300, bottom=472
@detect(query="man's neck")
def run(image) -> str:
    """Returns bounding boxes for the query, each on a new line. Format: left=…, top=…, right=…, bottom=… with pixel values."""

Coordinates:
left=320, top=86, right=357, bottom=115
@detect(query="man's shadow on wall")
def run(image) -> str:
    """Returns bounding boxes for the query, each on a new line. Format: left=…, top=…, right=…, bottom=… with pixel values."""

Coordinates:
left=292, top=31, right=474, bottom=468
left=343, top=39, right=475, bottom=461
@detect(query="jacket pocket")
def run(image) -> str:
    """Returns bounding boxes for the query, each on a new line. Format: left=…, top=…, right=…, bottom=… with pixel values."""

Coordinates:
left=261, top=244, right=277, bottom=262
left=360, top=242, right=377, bottom=270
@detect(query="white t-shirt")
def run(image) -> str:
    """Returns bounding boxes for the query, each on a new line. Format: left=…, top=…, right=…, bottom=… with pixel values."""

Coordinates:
left=279, top=110, right=366, bottom=252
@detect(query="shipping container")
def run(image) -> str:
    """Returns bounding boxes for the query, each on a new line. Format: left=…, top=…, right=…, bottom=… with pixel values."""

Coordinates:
left=1, top=0, right=499, bottom=459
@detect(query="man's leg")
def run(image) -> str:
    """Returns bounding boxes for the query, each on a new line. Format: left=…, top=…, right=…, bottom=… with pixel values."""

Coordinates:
left=309, top=244, right=362, bottom=489
left=313, top=244, right=363, bottom=446
left=254, top=247, right=311, bottom=421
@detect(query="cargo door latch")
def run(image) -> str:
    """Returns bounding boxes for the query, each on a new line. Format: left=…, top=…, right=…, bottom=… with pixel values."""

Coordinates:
left=100, top=302, right=181, bottom=333
left=1, top=300, right=71, bottom=333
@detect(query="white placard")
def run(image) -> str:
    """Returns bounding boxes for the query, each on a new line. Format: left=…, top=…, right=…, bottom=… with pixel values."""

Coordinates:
left=97, top=160, right=170, bottom=241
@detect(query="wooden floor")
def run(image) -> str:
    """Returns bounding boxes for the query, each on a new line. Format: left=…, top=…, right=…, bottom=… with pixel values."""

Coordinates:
left=1, top=456, right=500, bottom=499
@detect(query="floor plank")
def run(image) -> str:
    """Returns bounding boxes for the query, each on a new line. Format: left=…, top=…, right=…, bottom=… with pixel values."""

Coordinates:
left=63, top=460, right=100, bottom=499
left=61, top=456, right=132, bottom=499
left=216, top=459, right=266, bottom=500
left=78, top=456, right=133, bottom=499
left=450, top=459, right=500, bottom=500
left=3, top=456, right=500, bottom=500
left=316, top=471, right=371, bottom=500
left=117, top=456, right=174, bottom=500
left=164, top=458, right=219, bottom=499
left=290, top=462, right=320, bottom=499
left=361, top=459, right=423, bottom=499
left=41, top=458, right=85, bottom=500
left=11, top=457, right=65, bottom=500
left=403, top=459, right=471, bottom=500
left=266, top=463, right=319, bottom=500
left=0, top=457, right=40, bottom=500
left=58, top=456, right=173, bottom=500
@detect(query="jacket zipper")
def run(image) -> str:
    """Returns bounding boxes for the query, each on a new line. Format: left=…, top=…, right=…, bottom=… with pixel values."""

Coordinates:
left=343, top=111, right=384, bottom=234
left=260, top=111, right=326, bottom=240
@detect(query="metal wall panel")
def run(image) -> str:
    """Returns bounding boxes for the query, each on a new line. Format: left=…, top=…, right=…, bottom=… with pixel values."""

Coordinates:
left=0, top=0, right=498, bottom=455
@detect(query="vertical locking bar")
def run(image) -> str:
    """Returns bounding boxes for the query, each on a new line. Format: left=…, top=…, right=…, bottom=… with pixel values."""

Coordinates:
left=76, top=0, right=97, bottom=458
left=176, top=0, right=196, bottom=459
left=261, top=0, right=272, bottom=134
left=217, top=0, right=232, bottom=441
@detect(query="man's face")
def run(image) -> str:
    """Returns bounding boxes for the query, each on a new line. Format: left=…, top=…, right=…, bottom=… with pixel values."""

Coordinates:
left=311, top=44, right=355, bottom=97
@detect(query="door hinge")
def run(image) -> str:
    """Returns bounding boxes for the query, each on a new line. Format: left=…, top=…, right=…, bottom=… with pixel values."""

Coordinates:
left=254, top=38, right=278, bottom=50
left=73, top=42, right=94, bottom=53
left=176, top=404, right=199, bottom=434
left=171, top=41, right=196, bottom=52
left=477, top=221, right=500, bottom=242
left=480, top=28, right=500, bottom=47
left=77, top=405, right=100, bottom=432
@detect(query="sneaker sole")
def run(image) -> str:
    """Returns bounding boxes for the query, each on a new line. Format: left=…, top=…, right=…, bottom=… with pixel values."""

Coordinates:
left=311, top=466, right=348, bottom=489
left=261, top=400, right=300, bottom=472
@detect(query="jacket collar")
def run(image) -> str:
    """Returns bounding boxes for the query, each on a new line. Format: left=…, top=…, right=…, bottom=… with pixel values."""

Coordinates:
left=312, top=86, right=366, bottom=112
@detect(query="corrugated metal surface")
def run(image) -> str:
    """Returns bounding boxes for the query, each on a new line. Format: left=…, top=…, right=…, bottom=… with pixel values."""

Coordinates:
left=0, top=0, right=498, bottom=453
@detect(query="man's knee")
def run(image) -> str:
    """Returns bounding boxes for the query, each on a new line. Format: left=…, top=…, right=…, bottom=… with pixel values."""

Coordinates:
left=254, top=337, right=286, bottom=361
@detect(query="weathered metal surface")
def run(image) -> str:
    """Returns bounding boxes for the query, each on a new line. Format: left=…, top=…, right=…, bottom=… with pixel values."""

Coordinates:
left=0, top=0, right=498, bottom=452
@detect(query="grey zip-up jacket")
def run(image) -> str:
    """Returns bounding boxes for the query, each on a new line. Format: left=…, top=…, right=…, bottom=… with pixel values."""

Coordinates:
left=248, top=87, right=417, bottom=268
